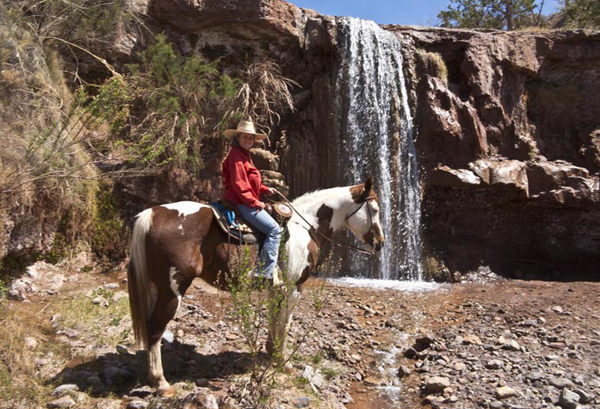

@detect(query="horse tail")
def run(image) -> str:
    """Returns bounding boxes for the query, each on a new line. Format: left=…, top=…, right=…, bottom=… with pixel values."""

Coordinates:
left=128, top=208, right=154, bottom=350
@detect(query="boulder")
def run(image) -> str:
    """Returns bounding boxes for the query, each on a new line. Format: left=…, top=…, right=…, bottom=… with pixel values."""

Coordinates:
left=469, top=159, right=529, bottom=195
left=428, top=166, right=481, bottom=188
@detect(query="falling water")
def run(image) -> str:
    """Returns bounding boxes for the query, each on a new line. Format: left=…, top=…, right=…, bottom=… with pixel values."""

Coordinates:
left=334, top=17, right=423, bottom=280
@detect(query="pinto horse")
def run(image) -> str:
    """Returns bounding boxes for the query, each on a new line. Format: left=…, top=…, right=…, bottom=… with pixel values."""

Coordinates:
left=127, top=179, right=385, bottom=395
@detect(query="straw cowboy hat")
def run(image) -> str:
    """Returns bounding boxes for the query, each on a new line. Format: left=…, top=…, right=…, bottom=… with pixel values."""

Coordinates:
left=224, top=119, right=267, bottom=141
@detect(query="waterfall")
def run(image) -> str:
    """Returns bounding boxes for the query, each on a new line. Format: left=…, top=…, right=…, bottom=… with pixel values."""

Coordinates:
left=334, top=17, right=423, bottom=280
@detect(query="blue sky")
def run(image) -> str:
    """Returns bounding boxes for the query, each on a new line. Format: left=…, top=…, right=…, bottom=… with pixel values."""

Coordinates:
left=291, top=0, right=562, bottom=26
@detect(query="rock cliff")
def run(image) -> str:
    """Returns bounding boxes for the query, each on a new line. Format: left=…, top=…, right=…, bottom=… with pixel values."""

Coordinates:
left=3, top=0, right=599, bottom=279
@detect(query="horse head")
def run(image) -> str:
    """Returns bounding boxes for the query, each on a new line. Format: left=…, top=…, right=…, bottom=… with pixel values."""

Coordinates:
left=346, top=178, right=385, bottom=253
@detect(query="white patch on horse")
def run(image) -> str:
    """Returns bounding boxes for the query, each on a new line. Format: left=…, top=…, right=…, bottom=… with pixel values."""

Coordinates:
left=161, top=201, right=208, bottom=217
left=285, top=223, right=312, bottom=283
left=370, top=200, right=379, bottom=212
left=169, top=267, right=182, bottom=312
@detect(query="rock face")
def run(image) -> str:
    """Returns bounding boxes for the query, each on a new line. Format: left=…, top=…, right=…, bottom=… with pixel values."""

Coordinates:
left=3, top=0, right=600, bottom=279
left=392, top=26, right=600, bottom=278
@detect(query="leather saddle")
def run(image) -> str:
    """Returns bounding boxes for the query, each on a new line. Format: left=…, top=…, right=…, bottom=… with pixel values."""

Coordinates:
left=210, top=200, right=294, bottom=245
left=210, top=201, right=263, bottom=244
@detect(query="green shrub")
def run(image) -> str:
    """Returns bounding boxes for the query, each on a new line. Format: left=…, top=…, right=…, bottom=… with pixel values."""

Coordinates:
left=91, top=182, right=126, bottom=261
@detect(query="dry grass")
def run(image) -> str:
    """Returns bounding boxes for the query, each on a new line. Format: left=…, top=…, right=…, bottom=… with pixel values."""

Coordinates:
left=231, top=58, right=298, bottom=139
left=0, top=301, right=68, bottom=407
left=416, top=49, right=448, bottom=85
left=0, top=285, right=132, bottom=408
left=51, top=287, right=132, bottom=349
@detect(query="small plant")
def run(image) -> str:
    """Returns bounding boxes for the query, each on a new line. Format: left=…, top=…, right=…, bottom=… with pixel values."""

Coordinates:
left=310, top=353, right=322, bottom=365
left=416, top=49, right=448, bottom=85
left=222, top=244, right=328, bottom=406
left=322, top=367, right=338, bottom=380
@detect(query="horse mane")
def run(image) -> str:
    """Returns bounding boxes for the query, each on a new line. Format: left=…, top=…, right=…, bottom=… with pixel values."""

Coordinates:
left=290, top=186, right=355, bottom=233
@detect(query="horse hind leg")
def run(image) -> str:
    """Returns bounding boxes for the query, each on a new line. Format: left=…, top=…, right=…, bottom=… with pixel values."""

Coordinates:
left=146, top=291, right=182, bottom=396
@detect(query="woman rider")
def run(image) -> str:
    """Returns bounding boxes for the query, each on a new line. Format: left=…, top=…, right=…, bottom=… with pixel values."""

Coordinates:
left=222, top=119, right=282, bottom=284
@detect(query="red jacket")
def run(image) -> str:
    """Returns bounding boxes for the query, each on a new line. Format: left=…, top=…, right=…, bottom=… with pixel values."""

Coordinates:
left=222, top=146, right=271, bottom=209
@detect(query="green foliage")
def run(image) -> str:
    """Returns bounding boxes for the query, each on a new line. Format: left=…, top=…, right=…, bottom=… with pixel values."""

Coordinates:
left=222, top=245, right=326, bottom=403
left=559, top=0, right=600, bottom=28
left=84, top=34, right=240, bottom=170
left=0, top=273, right=8, bottom=299
left=14, top=0, right=125, bottom=44
left=437, top=0, right=541, bottom=30
left=310, top=353, right=322, bottom=365
left=91, top=182, right=126, bottom=261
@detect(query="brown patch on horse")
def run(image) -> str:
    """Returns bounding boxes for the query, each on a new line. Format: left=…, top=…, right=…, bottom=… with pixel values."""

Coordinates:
left=143, top=206, right=216, bottom=344
left=350, top=179, right=379, bottom=204
left=296, top=239, right=319, bottom=289
left=311, top=204, right=333, bottom=246
left=297, top=204, right=333, bottom=289
left=362, top=230, right=374, bottom=246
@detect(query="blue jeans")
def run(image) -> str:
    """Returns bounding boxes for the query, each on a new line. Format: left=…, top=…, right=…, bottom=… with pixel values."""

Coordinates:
left=237, top=205, right=282, bottom=279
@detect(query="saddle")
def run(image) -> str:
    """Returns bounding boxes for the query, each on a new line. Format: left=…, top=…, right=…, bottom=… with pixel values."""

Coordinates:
left=210, top=200, right=293, bottom=245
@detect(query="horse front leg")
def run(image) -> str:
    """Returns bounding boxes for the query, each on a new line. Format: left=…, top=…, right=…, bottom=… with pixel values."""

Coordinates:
left=266, top=288, right=301, bottom=358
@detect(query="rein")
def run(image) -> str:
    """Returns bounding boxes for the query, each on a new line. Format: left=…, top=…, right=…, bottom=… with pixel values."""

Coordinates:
left=272, top=191, right=376, bottom=256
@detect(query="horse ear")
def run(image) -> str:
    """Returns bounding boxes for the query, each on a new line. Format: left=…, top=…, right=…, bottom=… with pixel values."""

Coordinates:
left=360, top=178, right=373, bottom=202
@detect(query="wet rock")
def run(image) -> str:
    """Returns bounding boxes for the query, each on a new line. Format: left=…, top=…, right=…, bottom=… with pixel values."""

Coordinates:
left=496, top=386, right=517, bottom=399
left=52, top=384, right=79, bottom=396
left=363, top=376, right=382, bottom=386
left=397, top=365, right=411, bottom=378
left=425, top=376, right=450, bottom=394
left=558, top=388, right=580, bottom=409
left=404, top=347, right=418, bottom=358
left=415, top=334, right=435, bottom=351
left=47, top=396, right=76, bottom=408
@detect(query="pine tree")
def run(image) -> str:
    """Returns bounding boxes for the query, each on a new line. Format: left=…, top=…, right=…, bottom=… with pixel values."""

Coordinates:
left=560, top=0, right=600, bottom=28
left=437, top=0, right=540, bottom=30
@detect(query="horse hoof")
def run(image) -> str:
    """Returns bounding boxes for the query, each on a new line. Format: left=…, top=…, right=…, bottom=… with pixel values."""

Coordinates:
left=157, top=386, right=175, bottom=397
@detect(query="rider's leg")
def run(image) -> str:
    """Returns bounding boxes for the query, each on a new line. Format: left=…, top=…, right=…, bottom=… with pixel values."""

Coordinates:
left=237, top=205, right=282, bottom=281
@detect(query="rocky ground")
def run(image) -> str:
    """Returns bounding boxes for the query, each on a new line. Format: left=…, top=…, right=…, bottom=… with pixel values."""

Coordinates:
left=2, top=258, right=600, bottom=409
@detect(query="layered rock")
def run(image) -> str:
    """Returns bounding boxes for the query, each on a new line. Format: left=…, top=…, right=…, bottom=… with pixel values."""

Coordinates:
left=3, top=0, right=600, bottom=279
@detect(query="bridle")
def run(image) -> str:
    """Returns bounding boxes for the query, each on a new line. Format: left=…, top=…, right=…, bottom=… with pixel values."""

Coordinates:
left=274, top=191, right=378, bottom=255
